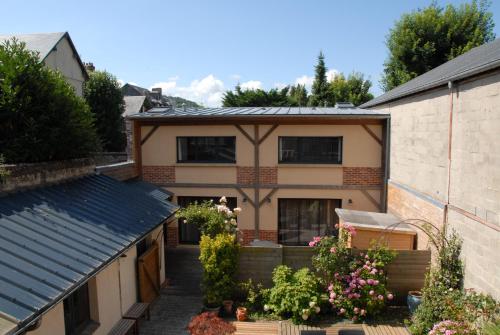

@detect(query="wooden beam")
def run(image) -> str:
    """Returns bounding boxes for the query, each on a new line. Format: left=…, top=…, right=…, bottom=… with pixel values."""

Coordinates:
left=141, top=125, right=159, bottom=146
left=361, top=189, right=381, bottom=210
left=158, top=182, right=382, bottom=191
left=234, top=124, right=255, bottom=144
left=258, top=124, right=279, bottom=145
left=361, top=124, right=382, bottom=146
left=254, top=125, right=260, bottom=240
left=259, top=188, right=278, bottom=207
left=235, top=187, right=255, bottom=207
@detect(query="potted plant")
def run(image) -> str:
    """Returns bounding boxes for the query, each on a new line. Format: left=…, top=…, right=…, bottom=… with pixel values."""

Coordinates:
left=407, top=290, right=422, bottom=314
left=222, top=300, right=234, bottom=316
left=188, top=312, right=236, bottom=335
left=236, top=306, right=248, bottom=321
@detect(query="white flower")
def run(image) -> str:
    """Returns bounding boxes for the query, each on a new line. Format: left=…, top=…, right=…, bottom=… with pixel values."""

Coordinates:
left=302, top=313, right=309, bottom=320
left=226, top=210, right=233, bottom=216
left=309, top=301, right=316, bottom=308
left=235, top=228, right=240, bottom=232
left=230, top=218, right=237, bottom=225
left=220, top=196, right=227, bottom=204
left=183, top=219, right=187, bottom=224
left=263, top=304, right=270, bottom=311
left=216, top=205, right=227, bottom=213
left=315, top=306, right=321, bottom=314
left=234, top=207, right=242, bottom=214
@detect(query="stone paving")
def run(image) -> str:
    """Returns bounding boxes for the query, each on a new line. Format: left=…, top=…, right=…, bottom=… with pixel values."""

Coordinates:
left=140, top=246, right=203, bottom=335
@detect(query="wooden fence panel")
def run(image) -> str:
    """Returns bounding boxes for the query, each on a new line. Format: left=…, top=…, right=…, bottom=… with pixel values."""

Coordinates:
left=238, top=246, right=431, bottom=305
left=138, top=242, right=160, bottom=303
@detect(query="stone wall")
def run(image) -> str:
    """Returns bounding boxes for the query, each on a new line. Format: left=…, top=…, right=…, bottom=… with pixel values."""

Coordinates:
left=0, top=158, right=95, bottom=194
left=96, top=161, right=138, bottom=181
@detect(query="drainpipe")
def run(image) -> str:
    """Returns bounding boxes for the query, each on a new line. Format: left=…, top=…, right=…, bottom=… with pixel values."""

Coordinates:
left=444, top=81, right=454, bottom=226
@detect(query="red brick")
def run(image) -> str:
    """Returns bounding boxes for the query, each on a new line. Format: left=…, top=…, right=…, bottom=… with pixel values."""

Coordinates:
left=343, top=167, right=382, bottom=186
left=239, top=229, right=278, bottom=245
left=166, top=225, right=178, bottom=248
left=143, top=165, right=175, bottom=184
left=237, top=167, right=277, bottom=185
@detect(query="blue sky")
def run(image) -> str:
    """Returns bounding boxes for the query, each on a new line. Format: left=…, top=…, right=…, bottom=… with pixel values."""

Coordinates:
left=2, top=0, right=500, bottom=106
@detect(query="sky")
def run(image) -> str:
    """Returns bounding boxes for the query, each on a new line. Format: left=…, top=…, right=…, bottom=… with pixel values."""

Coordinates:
left=2, top=0, right=500, bottom=107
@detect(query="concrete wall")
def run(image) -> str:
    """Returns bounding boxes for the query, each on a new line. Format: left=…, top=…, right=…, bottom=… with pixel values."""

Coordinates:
left=27, top=302, right=65, bottom=335
left=43, top=36, right=86, bottom=96
left=139, top=123, right=384, bottom=246
left=373, top=70, right=500, bottom=299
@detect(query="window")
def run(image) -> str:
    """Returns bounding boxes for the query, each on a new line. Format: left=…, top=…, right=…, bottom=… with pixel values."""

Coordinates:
left=278, top=137, right=342, bottom=164
left=278, top=199, right=341, bottom=246
left=177, top=196, right=237, bottom=244
left=63, top=283, right=91, bottom=335
left=177, top=137, right=236, bottom=163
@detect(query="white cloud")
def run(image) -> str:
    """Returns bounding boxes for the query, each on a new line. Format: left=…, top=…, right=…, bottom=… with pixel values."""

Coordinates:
left=240, top=80, right=262, bottom=90
left=274, top=82, right=287, bottom=90
left=295, top=75, right=314, bottom=91
left=150, top=74, right=225, bottom=107
left=117, top=79, right=125, bottom=87
left=326, top=69, right=339, bottom=82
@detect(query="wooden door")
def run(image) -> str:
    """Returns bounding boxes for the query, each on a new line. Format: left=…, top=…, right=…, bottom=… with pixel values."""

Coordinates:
left=138, top=242, right=160, bottom=303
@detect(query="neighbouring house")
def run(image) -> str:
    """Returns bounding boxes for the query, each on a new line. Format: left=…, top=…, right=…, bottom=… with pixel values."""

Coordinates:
left=122, top=83, right=170, bottom=108
left=124, top=96, right=148, bottom=159
left=128, top=105, right=390, bottom=247
left=0, top=32, right=88, bottom=96
left=361, top=38, right=500, bottom=299
left=0, top=161, right=177, bottom=335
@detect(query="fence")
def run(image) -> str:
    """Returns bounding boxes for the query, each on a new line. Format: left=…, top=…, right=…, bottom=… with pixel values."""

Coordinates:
left=237, top=246, right=430, bottom=304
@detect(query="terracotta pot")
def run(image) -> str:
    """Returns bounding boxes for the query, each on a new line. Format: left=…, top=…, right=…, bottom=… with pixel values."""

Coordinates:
left=204, top=305, right=220, bottom=317
left=236, top=307, right=247, bottom=321
left=223, top=300, right=233, bottom=315
left=407, top=290, right=422, bottom=314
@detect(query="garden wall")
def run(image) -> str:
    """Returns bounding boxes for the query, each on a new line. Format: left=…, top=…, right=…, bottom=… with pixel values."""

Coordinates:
left=238, top=246, right=431, bottom=305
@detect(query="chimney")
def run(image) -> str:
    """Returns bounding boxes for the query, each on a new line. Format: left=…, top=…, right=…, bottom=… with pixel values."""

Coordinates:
left=151, top=87, right=162, bottom=99
left=84, top=62, right=95, bottom=72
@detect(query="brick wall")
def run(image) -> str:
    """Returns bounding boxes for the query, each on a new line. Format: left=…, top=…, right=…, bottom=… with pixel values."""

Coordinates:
left=239, top=229, right=278, bottom=245
left=237, top=167, right=277, bottom=185
left=166, top=224, right=179, bottom=248
left=343, top=167, right=382, bottom=186
left=143, top=165, right=175, bottom=184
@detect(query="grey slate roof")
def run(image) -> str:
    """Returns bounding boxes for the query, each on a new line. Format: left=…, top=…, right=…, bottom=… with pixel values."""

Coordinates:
left=123, top=96, right=146, bottom=116
left=0, top=32, right=88, bottom=80
left=128, top=106, right=389, bottom=119
left=0, top=175, right=177, bottom=332
left=361, top=38, right=500, bottom=108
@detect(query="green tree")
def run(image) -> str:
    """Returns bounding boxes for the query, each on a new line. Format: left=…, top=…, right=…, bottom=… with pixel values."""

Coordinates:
left=0, top=39, right=99, bottom=163
left=84, top=71, right=126, bottom=151
left=308, top=52, right=331, bottom=106
left=222, top=85, right=291, bottom=107
left=382, top=0, right=495, bottom=91
left=288, top=84, right=308, bottom=107
left=330, top=72, right=374, bottom=106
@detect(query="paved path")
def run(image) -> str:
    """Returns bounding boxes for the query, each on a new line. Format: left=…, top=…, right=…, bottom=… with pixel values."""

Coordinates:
left=140, top=247, right=203, bottom=335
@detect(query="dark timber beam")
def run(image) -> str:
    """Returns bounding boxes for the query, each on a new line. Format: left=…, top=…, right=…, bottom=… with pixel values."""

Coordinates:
left=361, top=124, right=382, bottom=146
left=361, top=189, right=381, bottom=210
left=235, top=187, right=255, bottom=207
left=254, top=125, right=260, bottom=239
left=259, top=188, right=278, bottom=207
left=258, top=124, right=279, bottom=145
left=141, top=125, right=160, bottom=145
left=160, top=182, right=382, bottom=190
left=234, top=125, right=255, bottom=144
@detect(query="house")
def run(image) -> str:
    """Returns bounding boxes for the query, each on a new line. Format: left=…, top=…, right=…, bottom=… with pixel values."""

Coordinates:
left=0, top=32, right=88, bottom=96
left=128, top=105, right=390, bottom=247
left=122, top=83, right=170, bottom=108
left=124, top=96, right=148, bottom=159
left=360, top=39, right=500, bottom=299
left=0, top=168, right=177, bottom=335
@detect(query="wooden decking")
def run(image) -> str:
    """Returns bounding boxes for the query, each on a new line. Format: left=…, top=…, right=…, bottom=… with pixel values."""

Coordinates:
left=233, top=321, right=410, bottom=335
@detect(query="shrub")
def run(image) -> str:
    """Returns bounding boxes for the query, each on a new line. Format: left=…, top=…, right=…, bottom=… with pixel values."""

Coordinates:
left=263, top=265, right=323, bottom=324
left=0, top=38, right=99, bottom=163
left=199, top=233, right=239, bottom=306
left=84, top=70, right=126, bottom=152
left=187, top=312, right=236, bottom=335
left=176, top=196, right=241, bottom=238
left=428, top=320, right=471, bottom=335
left=237, top=279, right=265, bottom=312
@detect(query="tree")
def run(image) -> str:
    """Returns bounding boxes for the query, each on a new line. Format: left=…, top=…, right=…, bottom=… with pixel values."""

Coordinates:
left=381, top=0, right=495, bottom=91
left=308, top=52, right=331, bottom=106
left=84, top=71, right=126, bottom=151
left=0, top=39, right=99, bottom=163
left=222, top=85, right=291, bottom=107
left=330, top=72, right=374, bottom=106
left=288, top=84, right=308, bottom=107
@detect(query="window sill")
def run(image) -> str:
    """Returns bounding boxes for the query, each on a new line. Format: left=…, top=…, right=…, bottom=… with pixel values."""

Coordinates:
left=277, top=164, right=344, bottom=168
left=175, top=163, right=236, bottom=167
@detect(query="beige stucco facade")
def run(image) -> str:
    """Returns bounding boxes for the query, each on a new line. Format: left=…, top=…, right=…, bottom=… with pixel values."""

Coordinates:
left=372, top=69, right=500, bottom=299
left=138, top=121, right=386, bottom=245
left=43, top=36, right=86, bottom=96
left=26, top=228, right=166, bottom=335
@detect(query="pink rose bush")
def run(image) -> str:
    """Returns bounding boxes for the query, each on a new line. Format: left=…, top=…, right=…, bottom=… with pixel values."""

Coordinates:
left=311, top=224, right=396, bottom=321
left=428, top=320, right=470, bottom=335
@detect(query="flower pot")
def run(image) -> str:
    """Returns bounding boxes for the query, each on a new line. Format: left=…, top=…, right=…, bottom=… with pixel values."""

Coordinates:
left=203, top=305, right=221, bottom=317
left=407, top=290, right=422, bottom=314
left=236, top=307, right=248, bottom=321
left=223, top=300, right=234, bottom=315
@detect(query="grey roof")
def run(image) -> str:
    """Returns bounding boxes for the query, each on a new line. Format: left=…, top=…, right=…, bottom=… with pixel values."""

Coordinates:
left=361, top=38, right=500, bottom=108
left=0, top=175, right=177, bottom=332
left=123, top=96, right=146, bottom=116
left=0, top=32, right=88, bottom=80
left=128, top=106, right=389, bottom=120
left=335, top=209, right=416, bottom=235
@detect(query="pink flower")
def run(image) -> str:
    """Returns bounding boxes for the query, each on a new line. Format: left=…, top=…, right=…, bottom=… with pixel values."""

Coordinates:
left=367, top=279, right=374, bottom=285
left=373, top=280, right=379, bottom=285
left=369, top=290, right=375, bottom=295
left=308, top=241, right=316, bottom=247
left=330, top=247, right=337, bottom=253
left=370, top=269, right=377, bottom=275
left=352, top=316, right=358, bottom=321
left=360, top=309, right=366, bottom=316
left=378, top=295, right=384, bottom=301
left=387, top=293, right=394, bottom=300
left=353, top=307, right=359, bottom=314
left=358, top=279, right=366, bottom=286
left=330, top=292, right=336, bottom=299
left=335, top=223, right=339, bottom=229
left=339, top=308, right=346, bottom=314
left=348, top=294, right=353, bottom=299
left=328, top=284, right=334, bottom=291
